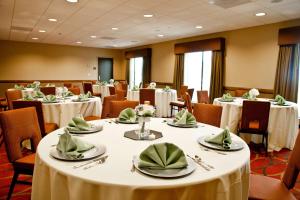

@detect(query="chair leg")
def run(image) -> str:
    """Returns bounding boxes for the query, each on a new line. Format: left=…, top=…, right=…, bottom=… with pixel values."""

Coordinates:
left=170, top=105, right=173, bottom=117
left=265, top=133, right=269, bottom=156
left=7, top=172, right=19, bottom=200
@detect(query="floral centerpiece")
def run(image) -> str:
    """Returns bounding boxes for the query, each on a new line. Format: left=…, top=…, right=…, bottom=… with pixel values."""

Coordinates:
left=148, top=82, right=156, bottom=89
left=135, top=104, right=155, bottom=139
left=109, top=79, right=114, bottom=85
left=248, top=88, right=259, bottom=100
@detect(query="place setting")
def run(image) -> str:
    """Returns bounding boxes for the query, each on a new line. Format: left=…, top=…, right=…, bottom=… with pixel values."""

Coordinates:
left=42, top=94, right=60, bottom=103
left=72, top=94, right=91, bottom=102
left=271, top=94, right=291, bottom=106
left=217, top=93, right=235, bottom=102
left=66, top=115, right=104, bottom=134
left=166, top=109, right=198, bottom=128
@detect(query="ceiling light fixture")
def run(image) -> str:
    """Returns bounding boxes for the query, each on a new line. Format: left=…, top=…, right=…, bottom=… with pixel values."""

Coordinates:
left=111, top=27, right=119, bottom=30
left=90, top=35, right=97, bottom=38
left=144, top=14, right=153, bottom=18
left=39, top=30, right=46, bottom=33
left=32, top=37, right=39, bottom=40
left=255, top=12, right=266, bottom=16
left=66, top=0, right=78, bottom=2
left=157, top=34, right=164, bottom=37
left=195, top=25, right=203, bottom=29
left=48, top=18, right=57, bottom=22
left=76, top=41, right=82, bottom=44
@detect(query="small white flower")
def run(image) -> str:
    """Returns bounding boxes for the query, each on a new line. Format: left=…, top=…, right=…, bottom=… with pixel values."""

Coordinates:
left=109, top=79, right=114, bottom=84
left=249, top=88, right=259, bottom=98
left=149, top=82, right=156, bottom=89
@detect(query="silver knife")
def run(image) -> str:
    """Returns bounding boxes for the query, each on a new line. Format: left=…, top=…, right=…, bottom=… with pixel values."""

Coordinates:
left=73, top=155, right=108, bottom=169
left=83, top=156, right=108, bottom=170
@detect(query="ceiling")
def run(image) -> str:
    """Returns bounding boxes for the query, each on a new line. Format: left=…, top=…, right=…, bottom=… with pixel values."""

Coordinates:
left=0, top=0, right=300, bottom=49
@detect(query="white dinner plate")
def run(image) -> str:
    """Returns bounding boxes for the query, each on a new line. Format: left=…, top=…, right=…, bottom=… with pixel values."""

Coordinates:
left=133, top=156, right=196, bottom=178
left=50, top=144, right=106, bottom=161
left=72, top=99, right=90, bottom=102
left=67, top=124, right=103, bottom=134
left=218, top=98, right=234, bottom=102
left=116, top=119, right=138, bottom=124
left=197, top=136, right=244, bottom=151
left=42, top=100, right=59, bottom=104
left=167, top=120, right=198, bottom=128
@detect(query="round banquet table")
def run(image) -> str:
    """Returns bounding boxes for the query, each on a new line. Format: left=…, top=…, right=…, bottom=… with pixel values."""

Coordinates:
left=92, top=84, right=112, bottom=100
left=32, top=118, right=250, bottom=200
left=213, top=97, right=299, bottom=152
left=127, top=89, right=177, bottom=117
left=42, top=96, right=102, bottom=127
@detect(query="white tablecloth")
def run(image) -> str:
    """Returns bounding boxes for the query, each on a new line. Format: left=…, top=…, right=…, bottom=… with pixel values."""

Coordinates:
left=213, top=98, right=299, bottom=151
left=127, top=89, right=177, bottom=117
left=92, top=84, right=111, bottom=100
left=42, top=96, right=102, bottom=127
left=32, top=118, right=250, bottom=200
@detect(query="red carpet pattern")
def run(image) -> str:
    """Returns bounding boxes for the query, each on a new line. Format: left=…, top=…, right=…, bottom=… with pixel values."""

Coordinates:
left=0, top=144, right=299, bottom=199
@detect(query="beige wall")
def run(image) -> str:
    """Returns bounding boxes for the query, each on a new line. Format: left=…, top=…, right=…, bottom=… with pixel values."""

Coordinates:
left=124, top=18, right=300, bottom=90
left=0, top=41, right=123, bottom=81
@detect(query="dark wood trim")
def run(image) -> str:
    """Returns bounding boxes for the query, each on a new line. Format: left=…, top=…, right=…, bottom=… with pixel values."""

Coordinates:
left=224, top=86, right=274, bottom=94
left=174, top=38, right=225, bottom=54
left=125, top=48, right=152, bottom=59
left=278, top=26, right=300, bottom=45
left=0, top=80, right=96, bottom=83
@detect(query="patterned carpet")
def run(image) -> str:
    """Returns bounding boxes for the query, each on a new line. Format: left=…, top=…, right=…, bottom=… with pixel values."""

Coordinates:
left=0, top=144, right=299, bottom=200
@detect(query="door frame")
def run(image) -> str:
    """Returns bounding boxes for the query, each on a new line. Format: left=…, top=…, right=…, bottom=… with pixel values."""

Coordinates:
left=98, top=57, right=114, bottom=81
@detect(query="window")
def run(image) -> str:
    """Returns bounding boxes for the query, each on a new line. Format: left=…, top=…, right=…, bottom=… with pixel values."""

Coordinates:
left=184, top=51, right=212, bottom=102
left=129, top=57, right=143, bottom=88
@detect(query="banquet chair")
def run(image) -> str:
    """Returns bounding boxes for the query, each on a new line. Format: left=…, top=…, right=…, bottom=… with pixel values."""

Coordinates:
left=187, top=88, right=194, bottom=101
left=237, top=101, right=270, bottom=155
left=139, top=88, right=155, bottom=106
left=83, top=82, right=101, bottom=97
left=12, top=100, right=58, bottom=137
left=116, top=89, right=127, bottom=100
left=110, top=100, right=139, bottom=118
left=0, top=127, right=3, bottom=147
left=100, top=95, right=118, bottom=119
left=249, top=131, right=300, bottom=200
left=0, top=97, right=8, bottom=111
left=170, top=92, right=192, bottom=116
left=115, top=83, right=123, bottom=91
left=109, top=86, right=116, bottom=95
left=5, top=89, right=22, bottom=110
left=40, top=86, right=56, bottom=95
left=63, top=83, right=72, bottom=88
left=177, top=85, right=188, bottom=101
left=235, top=89, right=248, bottom=97
left=193, top=103, right=222, bottom=127
left=0, top=107, right=42, bottom=200
left=197, top=90, right=209, bottom=104
left=68, top=86, right=81, bottom=95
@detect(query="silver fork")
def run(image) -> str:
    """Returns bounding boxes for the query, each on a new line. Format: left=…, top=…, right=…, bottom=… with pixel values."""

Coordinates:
left=199, top=146, right=227, bottom=155
left=187, top=155, right=210, bottom=171
left=194, top=155, right=214, bottom=169
left=83, top=156, right=108, bottom=170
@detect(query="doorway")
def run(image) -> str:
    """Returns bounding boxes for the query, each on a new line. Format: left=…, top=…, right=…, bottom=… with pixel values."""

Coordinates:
left=98, top=57, right=113, bottom=82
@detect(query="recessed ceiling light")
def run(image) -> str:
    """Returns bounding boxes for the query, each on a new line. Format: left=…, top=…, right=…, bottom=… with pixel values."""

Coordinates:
left=90, top=35, right=97, bottom=38
left=255, top=12, right=266, bottom=17
left=144, top=14, right=153, bottom=18
left=208, top=0, right=215, bottom=4
left=195, top=25, right=203, bottom=29
left=66, top=0, right=78, bottom=2
left=111, top=27, right=119, bottom=30
left=32, top=37, right=39, bottom=40
left=157, top=34, right=164, bottom=38
left=76, top=41, right=82, bottom=44
left=39, top=30, right=46, bottom=33
left=48, top=18, right=57, bottom=22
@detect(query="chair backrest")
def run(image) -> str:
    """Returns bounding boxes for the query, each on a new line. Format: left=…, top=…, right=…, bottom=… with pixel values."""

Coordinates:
left=40, top=87, right=56, bottom=95
left=121, top=83, right=128, bottom=90
left=101, top=95, right=118, bottom=119
left=110, top=100, right=139, bottom=118
left=182, top=92, right=192, bottom=113
left=64, top=83, right=72, bottom=88
left=235, top=89, right=248, bottom=97
left=193, top=103, right=222, bottom=127
left=115, top=90, right=126, bottom=100
left=83, top=82, right=93, bottom=94
left=240, top=101, right=270, bottom=132
left=197, top=90, right=209, bottom=104
left=12, top=100, right=47, bottom=137
left=5, top=89, right=22, bottom=110
left=188, top=88, right=194, bottom=100
left=0, top=107, right=42, bottom=162
left=115, top=83, right=123, bottom=91
left=109, top=86, right=116, bottom=95
left=139, top=89, right=155, bottom=106
left=283, top=130, right=300, bottom=189
left=68, top=87, right=81, bottom=95
left=179, top=85, right=188, bottom=98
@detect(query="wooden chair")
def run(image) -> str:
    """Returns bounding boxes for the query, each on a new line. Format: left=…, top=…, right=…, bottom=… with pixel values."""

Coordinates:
left=237, top=101, right=270, bottom=155
left=40, top=86, right=56, bottom=95
left=187, top=88, right=194, bottom=101
left=0, top=97, right=8, bottom=111
left=139, top=88, right=155, bottom=106
left=110, top=100, right=139, bottom=118
left=0, top=127, right=3, bottom=147
left=235, top=89, right=248, bottom=97
left=109, top=86, right=116, bottom=95
left=193, top=103, right=222, bottom=127
left=170, top=92, right=192, bottom=116
left=12, top=100, right=58, bottom=137
left=68, top=86, right=81, bottom=95
left=83, top=82, right=101, bottom=97
left=116, top=90, right=127, bottom=100
left=197, top=90, right=209, bottom=104
left=249, top=131, right=300, bottom=200
left=0, top=107, right=42, bottom=200
left=63, top=83, right=72, bottom=88
left=5, top=89, right=22, bottom=110
left=100, top=95, right=118, bottom=119
left=177, top=85, right=188, bottom=101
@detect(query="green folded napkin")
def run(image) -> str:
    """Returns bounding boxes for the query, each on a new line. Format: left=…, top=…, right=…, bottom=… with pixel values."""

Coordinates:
left=138, top=143, right=188, bottom=170
left=100, top=81, right=107, bottom=86
left=43, top=95, right=57, bottom=102
left=205, top=128, right=232, bottom=149
left=242, top=92, right=249, bottom=99
left=67, top=117, right=91, bottom=131
left=77, top=94, right=88, bottom=101
left=132, top=85, right=139, bottom=91
left=118, top=108, right=137, bottom=122
left=222, top=93, right=233, bottom=100
left=275, top=95, right=286, bottom=105
left=34, top=91, right=45, bottom=98
left=174, top=109, right=196, bottom=125
left=23, top=94, right=34, bottom=101
left=14, top=84, right=24, bottom=90
left=163, top=86, right=171, bottom=92
left=63, top=91, right=73, bottom=97
left=56, top=129, right=94, bottom=159
left=86, top=91, right=93, bottom=98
